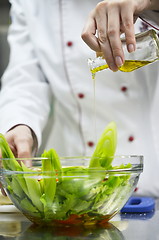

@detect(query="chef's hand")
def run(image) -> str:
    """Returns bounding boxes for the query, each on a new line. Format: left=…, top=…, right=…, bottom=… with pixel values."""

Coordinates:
left=81, top=0, right=154, bottom=72
left=0, top=125, right=36, bottom=195
left=1, top=125, right=35, bottom=158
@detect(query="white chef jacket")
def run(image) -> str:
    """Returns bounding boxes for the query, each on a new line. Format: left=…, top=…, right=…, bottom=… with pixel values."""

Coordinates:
left=0, top=0, right=159, bottom=197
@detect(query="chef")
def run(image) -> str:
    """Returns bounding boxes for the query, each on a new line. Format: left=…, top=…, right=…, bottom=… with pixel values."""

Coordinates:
left=0, top=0, right=159, bottom=197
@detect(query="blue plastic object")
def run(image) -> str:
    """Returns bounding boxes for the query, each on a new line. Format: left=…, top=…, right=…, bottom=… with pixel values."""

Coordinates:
left=121, top=196, right=155, bottom=213
left=120, top=210, right=155, bottom=220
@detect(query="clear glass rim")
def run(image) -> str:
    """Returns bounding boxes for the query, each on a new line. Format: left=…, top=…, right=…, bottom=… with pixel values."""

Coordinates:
left=0, top=154, right=144, bottom=161
left=0, top=155, right=143, bottom=174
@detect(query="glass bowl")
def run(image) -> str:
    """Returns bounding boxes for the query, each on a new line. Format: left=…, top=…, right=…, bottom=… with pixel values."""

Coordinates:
left=0, top=155, right=143, bottom=226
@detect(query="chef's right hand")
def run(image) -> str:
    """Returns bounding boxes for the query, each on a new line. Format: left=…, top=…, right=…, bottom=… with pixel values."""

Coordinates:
left=81, top=0, right=155, bottom=71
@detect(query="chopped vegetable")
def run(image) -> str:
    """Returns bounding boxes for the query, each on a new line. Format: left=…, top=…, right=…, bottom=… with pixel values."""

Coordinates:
left=89, top=121, right=117, bottom=169
left=0, top=133, right=22, bottom=171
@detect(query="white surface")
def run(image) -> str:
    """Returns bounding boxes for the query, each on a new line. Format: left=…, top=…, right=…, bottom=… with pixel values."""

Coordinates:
left=0, top=205, right=20, bottom=213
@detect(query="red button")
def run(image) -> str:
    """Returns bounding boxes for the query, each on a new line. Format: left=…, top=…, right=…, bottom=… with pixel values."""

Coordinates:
left=78, top=93, right=85, bottom=99
left=121, top=86, right=128, bottom=92
left=134, top=187, right=138, bottom=192
left=87, top=141, right=94, bottom=147
left=67, top=41, right=73, bottom=47
left=128, top=136, right=134, bottom=142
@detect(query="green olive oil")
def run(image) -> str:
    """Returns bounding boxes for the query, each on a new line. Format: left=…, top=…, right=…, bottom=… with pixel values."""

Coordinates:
left=91, top=60, right=153, bottom=79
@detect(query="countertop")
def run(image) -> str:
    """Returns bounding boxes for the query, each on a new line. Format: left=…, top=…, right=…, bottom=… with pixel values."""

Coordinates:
left=0, top=198, right=158, bottom=240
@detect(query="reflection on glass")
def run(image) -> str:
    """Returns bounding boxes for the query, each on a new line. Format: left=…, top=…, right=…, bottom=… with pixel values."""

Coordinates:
left=0, top=217, right=129, bottom=240
left=0, top=221, right=21, bottom=237
left=17, top=222, right=125, bottom=240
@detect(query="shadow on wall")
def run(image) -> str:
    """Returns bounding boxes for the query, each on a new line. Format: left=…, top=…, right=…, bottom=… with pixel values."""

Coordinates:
left=0, top=2, right=11, bottom=89
left=0, top=26, right=10, bottom=78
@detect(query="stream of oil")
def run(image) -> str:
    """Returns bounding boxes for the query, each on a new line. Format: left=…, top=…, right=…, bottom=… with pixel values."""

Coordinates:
left=92, top=77, right=97, bottom=143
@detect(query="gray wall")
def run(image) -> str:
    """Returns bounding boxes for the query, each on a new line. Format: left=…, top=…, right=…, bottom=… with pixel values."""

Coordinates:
left=0, top=1, right=10, bottom=87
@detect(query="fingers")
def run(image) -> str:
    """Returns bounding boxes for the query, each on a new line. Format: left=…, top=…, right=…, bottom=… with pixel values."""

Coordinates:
left=5, top=125, right=34, bottom=159
left=95, top=3, right=118, bottom=71
left=0, top=126, right=34, bottom=194
left=100, top=3, right=123, bottom=71
left=81, top=0, right=138, bottom=71
left=14, top=132, right=34, bottom=167
left=14, top=135, right=33, bottom=159
left=120, top=5, right=136, bottom=53
left=0, top=182, right=7, bottom=196
left=82, top=11, right=101, bottom=52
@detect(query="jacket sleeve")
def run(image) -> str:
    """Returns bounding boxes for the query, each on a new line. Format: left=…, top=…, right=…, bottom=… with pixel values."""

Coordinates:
left=0, top=0, right=52, bottom=147
left=140, top=10, right=159, bottom=30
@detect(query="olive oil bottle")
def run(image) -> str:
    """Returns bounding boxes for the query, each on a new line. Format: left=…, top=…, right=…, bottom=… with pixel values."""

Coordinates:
left=90, top=60, right=154, bottom=79
left=88, top=29, right=159, bottom=79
